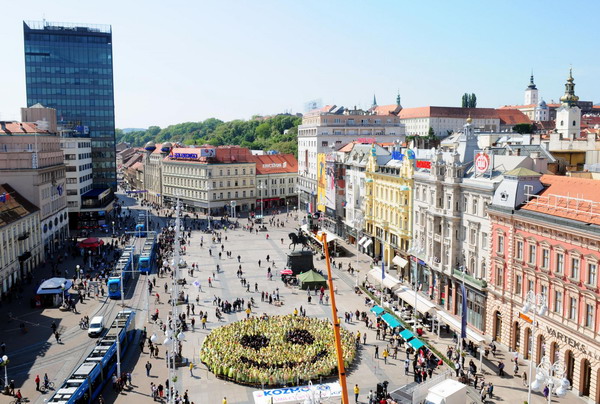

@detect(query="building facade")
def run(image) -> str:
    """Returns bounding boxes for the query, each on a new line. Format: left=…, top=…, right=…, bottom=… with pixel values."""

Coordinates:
left=487, top=174, right=600, bottom=402
left=364, top=146, right=413, bottom=275
left=24, top=20, right=117, bottom=191
left=0, top=122, right=68, bottom=255
left=0, top=184, right=44, bottom=297
left=249, top=154, right=298, bottom=214
left=59, top=135, right=93, bottom=225
left=297, top=105, right=404, bottom=212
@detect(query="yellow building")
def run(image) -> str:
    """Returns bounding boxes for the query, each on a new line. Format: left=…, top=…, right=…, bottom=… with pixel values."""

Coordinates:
left=364, top=146, right=413, bottom=277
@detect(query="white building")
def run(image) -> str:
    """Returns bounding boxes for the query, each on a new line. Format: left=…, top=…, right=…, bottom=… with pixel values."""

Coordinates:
left=0, top=183, right=44, bottom=294
left=297, top=105, right=405, bottom=211
left=60, top=135, right=93, bottom=214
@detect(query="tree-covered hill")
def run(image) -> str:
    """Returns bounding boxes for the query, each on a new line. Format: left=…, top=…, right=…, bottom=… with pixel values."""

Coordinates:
left=116, top=114, right=301, bottom=156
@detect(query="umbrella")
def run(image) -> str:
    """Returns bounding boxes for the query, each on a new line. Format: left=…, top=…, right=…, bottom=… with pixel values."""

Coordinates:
left=280, top=269, right=293, bottom=275
left=77, top=237, right=104, bottom=248
left=193, top=280, right=201, bottom=288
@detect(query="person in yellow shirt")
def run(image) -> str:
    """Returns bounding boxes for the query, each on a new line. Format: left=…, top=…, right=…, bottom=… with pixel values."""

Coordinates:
left=354, top=384, right=360, bottom=403
left=383, top=348, right=389, bottom=364
left=223, top=397, right=227, bottom=404
left=293, top=308, right=298, bottom=316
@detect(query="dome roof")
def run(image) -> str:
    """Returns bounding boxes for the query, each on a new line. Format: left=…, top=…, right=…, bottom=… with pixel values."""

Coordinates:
left=538, top=99, right=547, bottom=108
left=161, top=142, right=173, bottom=152
left=144, top=141, right=156, bottom=152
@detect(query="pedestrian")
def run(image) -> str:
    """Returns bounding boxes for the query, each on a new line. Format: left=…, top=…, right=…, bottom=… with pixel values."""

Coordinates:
left=498, top=361, right=505, bottom=376
left=223, top=397, right=227, bottom=404
left=487, top=382, right=494, bottom=398
left=189, top=361, right=194, bottom=376
left=353, top=384, right=360, bottom=403
left=374, top=345, right=379, bottom=359
left=127, top=372, right=132, bottom=386
left=383, top=348, right=389, bottom=364
left=35, top=374, right=40, bottom=391
left=404, top=358, right=410, bottom=375
left=363, top=333, right=367, bottom=345
left=146, top=361, right=152, bottom=377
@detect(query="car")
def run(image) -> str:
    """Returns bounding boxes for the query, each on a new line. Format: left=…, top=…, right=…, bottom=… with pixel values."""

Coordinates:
left=88, top=316, right=105, bottom=337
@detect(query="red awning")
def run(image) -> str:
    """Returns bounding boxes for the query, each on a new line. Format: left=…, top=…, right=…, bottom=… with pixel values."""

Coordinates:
left=77, top=237, right=105, bottom=249
left=280, top=269, right=293, bottom=275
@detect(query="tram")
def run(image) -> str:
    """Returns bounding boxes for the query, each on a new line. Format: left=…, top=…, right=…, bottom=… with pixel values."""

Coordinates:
left=107, top=245, right=134, bottom=299
left=138, top=232, right=157, bottom=274
left=46, top=310, right=136, bottom=404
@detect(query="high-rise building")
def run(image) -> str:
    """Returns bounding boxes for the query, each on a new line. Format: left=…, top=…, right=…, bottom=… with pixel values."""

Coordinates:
left=23, top=20, right=116, bottom=192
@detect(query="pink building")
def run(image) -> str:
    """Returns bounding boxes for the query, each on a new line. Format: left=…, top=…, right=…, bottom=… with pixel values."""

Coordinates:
left=487, top=173, right=600, bottom=401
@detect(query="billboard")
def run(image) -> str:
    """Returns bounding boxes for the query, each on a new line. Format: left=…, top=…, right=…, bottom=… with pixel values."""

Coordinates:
left=200, top=148, right=216, bottom=158
left=316, top=153, right=326, bottom=212
left=325, top=153, right=336, bottom=211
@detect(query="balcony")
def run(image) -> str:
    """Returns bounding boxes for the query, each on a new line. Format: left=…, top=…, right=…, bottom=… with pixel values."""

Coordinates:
left=18, top=232, right=30, bottom=241
left=453, top=268, right=487, bottom=290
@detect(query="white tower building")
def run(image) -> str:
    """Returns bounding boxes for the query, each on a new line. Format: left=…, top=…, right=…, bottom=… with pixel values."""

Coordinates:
left=524, top=73, right=539, bottom=105
left=555, top=68, right=581, bottom=140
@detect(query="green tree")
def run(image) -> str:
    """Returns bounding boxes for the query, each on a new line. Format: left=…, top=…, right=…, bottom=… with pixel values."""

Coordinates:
left=512, top=123, right=534, bottom=134
left=470, top=93, right=477, bottom=108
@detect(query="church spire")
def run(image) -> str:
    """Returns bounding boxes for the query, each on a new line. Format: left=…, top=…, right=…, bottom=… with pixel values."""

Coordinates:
left=527, top=70, right=537, bottom=90
left=372, top=94, right=377, bottom=107
left=560, top=67, right=579, bottom=106
left=396, top=90, right=401, bottom=107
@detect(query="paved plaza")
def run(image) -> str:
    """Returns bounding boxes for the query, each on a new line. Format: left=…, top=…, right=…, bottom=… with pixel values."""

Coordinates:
left=1, top=192, right=586, bottom=404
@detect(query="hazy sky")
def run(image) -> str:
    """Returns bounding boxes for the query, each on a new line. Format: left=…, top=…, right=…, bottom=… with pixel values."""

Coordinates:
left=1, top=0, right=598, bottom=128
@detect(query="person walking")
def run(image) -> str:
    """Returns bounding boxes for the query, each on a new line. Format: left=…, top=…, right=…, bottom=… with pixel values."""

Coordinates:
left=404, top=358, right=410, bottom=375
left=146, top=361, right=152, bottom=377
left=189, top=361, right=194, bottom=376
left=353, top=384, right=360, bottom=403
left=35, top=374, right=40, bottom=391
left=374, top=345, right=379, bottom=359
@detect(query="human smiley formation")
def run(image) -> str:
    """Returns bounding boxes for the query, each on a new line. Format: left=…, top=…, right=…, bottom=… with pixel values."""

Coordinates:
left=200, top=315, right=357, bottom=386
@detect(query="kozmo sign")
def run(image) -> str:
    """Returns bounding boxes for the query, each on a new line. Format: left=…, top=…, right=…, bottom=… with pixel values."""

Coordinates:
left=252, top=382, right=342, bottom=403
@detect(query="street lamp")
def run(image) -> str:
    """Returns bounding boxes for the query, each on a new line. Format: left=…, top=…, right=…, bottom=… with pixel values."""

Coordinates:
left=1, top=355, right=8, bottom=390
left=522, top=291, right=548, bottom=404
left=353, top=214, right=364, bottom=274
left=76, top=264, right=80, bottom=282
left=407, top=237, right=424, bottom=332
left=112, top=221, right=115, bottom=237
left=530, top=355, right=570, bottom=403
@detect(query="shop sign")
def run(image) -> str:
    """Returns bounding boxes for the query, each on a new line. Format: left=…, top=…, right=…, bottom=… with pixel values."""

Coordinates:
left=546, top=326, right=600, bottom=360
left=173, top=153, right=198, bottom=160
left=253, top=382, right=341, bottom=403
left=519, top=312, right=533, bottom=324
left=416, top=160, right=431, bottom=169
left=475, top=153, right=490, bottom=174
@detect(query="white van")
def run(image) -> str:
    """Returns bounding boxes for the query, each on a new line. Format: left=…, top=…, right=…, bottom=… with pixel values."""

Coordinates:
left=88, top=316, right=105, bottom=337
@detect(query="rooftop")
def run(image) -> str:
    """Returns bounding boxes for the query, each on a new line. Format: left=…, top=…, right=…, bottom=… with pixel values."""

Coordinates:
left=24, top=20, right=112, bottom=34
left=0, top=184, right=39, bottom=228
left=522, top=175, right=600, bottom=225
left=0, top=121, right=51, bottom=135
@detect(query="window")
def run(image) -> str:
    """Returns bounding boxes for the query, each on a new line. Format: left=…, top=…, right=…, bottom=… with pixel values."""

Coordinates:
left=469, top=229, right=476, bottom=245
left=588, top=263, right=597, bottom=285
left=472, top=198, right=478, bottom=215
left=571, top=257, right=580, bottom=279
left=556, top=252, right=564, bottom=274
left=554, top=291, right=563, bottom=313
left=528, top=244, right=536, bottom=265
left=542, top=249, right=549, bottom=269
left=482, top=233, right=488, bottom=250
left=585, top=304, right=594, bottom=328
left=495, top=266, right=504, bottom=287
left=497, top=235, right=504, bottom=254
left=569, top=297, right=577, bottom=321
left=515, top=274, right=522, bottom=295
left=527, top=279, right=534, bottom=292
left=321, top=141, right=329, bottom=147
left=516, top=241, right=523, bottom=260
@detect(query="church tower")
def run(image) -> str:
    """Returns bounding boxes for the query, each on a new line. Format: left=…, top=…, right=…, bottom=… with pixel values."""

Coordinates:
left=555, top=68, right=581, bottom=140
left=524, top=72, right=539, bottom=105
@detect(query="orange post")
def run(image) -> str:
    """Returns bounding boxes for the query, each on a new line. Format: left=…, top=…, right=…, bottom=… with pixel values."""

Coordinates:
left=321, top=233, right=350, bottom=404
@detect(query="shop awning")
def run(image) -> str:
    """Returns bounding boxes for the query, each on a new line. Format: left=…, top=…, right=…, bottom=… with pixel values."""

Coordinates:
left=399, top=329, right=414, bottom=341
left=395, top=286, right=437, bottom=315
left=37, top=278, right=73, bottom=295
left=408, top=338, right=425, bottom=350
left=370, top=305, right=385, bottom=316
left=381, top=312, right=401, bottom=329
left=300, top=225, right=339, bottom=244
left=435, top=310, right=487, bottom=345
left=363, top=239, right=373, bottom=248
left=393, top=255, right=409, bottom=268
left=358, top=236, right=369, bottom=246
left=367, top=268, right=401, bottom=290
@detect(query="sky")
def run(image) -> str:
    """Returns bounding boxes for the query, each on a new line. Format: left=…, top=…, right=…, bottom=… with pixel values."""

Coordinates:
left=0, top=0, right=598, bottom=129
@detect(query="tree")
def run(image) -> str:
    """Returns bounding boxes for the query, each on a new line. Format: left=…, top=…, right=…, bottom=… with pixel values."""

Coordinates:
left=461, top=93, right=477, bottom=108
left=427, top=127, right=436, bottom=139
left=512, top=123, right=534, bottom=134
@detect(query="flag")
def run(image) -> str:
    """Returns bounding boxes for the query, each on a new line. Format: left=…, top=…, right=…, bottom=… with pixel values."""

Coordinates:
left=460, top=281, right=467, bottom=339
left=381, top=260, right=385, bottom=280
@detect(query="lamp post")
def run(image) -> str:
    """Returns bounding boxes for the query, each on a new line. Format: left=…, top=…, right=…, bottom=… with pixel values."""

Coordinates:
left=522, top=290, right=548, bottom=404
left=530, top=355, right=570, bottom=403
left=407, top=237, right=424, bottom=332
left=286, top=200, right=289, bottom=214
left=259, top=182, right=266, bottom=219
left=206, top=182, right=212, bottom=231
left=76, top=264, right=80, bottom=282
left=1, top=355, right=8, bottom=390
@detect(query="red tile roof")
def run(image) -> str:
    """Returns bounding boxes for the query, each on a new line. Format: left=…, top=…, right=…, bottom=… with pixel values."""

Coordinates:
left=371, top=104, right=402, bottom=116
left=398, top=107, right=500, bottom=119
left=247, top=154, right=298, bottom=175
left=0, top=121, right=50, bottom=135
left=522, top=175, right=600, bottom=225
left=495, top=109, right=531, bottom=125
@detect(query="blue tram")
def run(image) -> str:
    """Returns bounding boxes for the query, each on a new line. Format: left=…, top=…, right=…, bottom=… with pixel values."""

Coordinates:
left=47, top=310, right=136, bottom=404
left=138, top=232, right=157, bottom=274
left=107, top=245, right=134, bottom=299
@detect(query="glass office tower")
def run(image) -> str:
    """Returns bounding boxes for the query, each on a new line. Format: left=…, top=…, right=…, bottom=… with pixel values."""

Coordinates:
left=23, top=20, right=116, bottom=192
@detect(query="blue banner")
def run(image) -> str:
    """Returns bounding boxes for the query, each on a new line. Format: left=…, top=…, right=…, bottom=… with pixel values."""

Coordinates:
left=460, top=281, right=467, bottom=339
